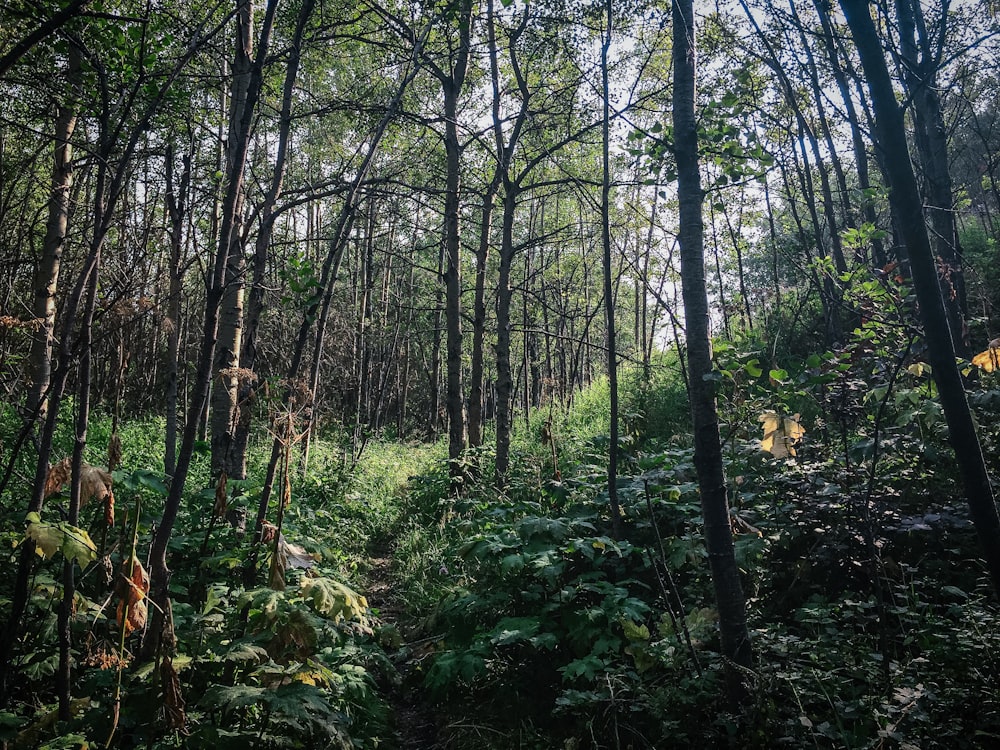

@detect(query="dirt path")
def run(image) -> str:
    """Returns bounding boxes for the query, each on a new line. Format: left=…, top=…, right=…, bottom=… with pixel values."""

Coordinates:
left=366, top=547, right=440, bottom=749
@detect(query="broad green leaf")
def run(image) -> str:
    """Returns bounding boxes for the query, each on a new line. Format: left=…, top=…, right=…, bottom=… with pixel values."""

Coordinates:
left=299, top=576, right=367, bottom=621
left=25, top=517, right=61, bottom=559
left=24, top=516, right=96, bottom=567
left=621, top=619, right=650, bottom=641
left=60, top=524, right=97, bottom=567
left=490, top=616, right=541, bottom=646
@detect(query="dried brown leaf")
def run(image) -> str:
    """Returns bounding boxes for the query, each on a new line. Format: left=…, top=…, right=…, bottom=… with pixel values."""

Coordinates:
left=104, top=488, right=115, bottom=527
left=44, top=457, right=72, bottom=498
left=269, top=542, right=287, bottom=591
left=160, top=656, right=188, bottom=733
left=81, top=464, right=113, bottom=506
left=108, top=433, right=122, bottom=471
left=115, top=557, right=150, bottom=636
left=213, top=472, right=228, bottom=519
left=261, top=522, right=278, bottom=544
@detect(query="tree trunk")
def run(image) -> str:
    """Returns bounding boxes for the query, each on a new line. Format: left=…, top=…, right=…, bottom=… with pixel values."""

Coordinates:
left=233, top=0, right=315, bottom=475
left=26, top=45, right=79, bottom=427
left=601, top=0, right=623, bottom=539
left=443, top=80, right=467, bottom=471
left=673, top=0, right=752, bottom=699
left=469, top=174, right=500, bottom=450
left=164, top=144, right=191, bottom=476
left=495, top=188, right=517, bottom=482
left=814, top=0, right=886, bottom=266
left=432, top=0, right=473, bottom=476
left=840, top=0, right=1000, bottom=597
left=211, top=0, right=254, bottom=481
left=895, top=0, right=968, bottom=354
left=144, top=0, right=279, bottom=660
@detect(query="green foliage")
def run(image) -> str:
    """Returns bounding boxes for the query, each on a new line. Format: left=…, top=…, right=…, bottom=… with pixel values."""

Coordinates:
left=24, top=512, right=97, bottom=568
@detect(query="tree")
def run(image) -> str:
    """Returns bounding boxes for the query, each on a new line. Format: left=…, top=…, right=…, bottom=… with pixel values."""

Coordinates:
left=600, top=0, right=624, bottom=537
left=428, top=0, right=474, bottom=474
left=26, top=45, right=80, bottom=429
left=840, top=0, right=1000, bottom=597
left=145, top=0, right=280, bottom=659
left=672, top=0, right=753, bottom=696
left=895, top=0, right=968, bottom=354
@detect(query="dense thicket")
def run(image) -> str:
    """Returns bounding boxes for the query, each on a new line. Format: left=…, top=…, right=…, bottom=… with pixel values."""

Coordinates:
left=2, top=0, right=1000, bottom=746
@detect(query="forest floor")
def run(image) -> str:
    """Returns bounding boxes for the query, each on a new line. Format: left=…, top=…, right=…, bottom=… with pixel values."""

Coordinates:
left=365, top=537, right=441, bottom=749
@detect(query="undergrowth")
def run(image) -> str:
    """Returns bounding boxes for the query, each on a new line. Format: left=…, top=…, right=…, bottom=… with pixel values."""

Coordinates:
left=0, top=419, right=439, bottom=749
left=388, top=328, right=1000, bottom=749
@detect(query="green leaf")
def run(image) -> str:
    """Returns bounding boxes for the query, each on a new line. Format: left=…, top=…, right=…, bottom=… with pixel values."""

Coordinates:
left=25, top=517, right=61, bottom=559
left=621, top=619, right=650, bottom=641
left=60, top=524, right=97, bottom=568
left=501, top=553, right=524, bottom=573
left=299, top=576, right=368, bottom=621
left=745, top=359, right=763, bottom=378
left=489, top=616, right=541, bottom=646
left=24, top=516, right=96, bottom=567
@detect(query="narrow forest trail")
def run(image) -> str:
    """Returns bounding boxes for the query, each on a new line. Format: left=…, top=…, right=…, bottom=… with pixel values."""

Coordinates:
left=363, top=509, right=442, bottom=748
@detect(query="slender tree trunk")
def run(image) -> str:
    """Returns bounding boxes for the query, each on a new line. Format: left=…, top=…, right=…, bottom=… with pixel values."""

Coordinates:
left=231, top=0, right=314, bottom=477
left=429, top=239, right=444, bottom=437
left=601, top=0, right=623, bottom=539
left=895, top=0, right=967, bottom=354
left=428, top=0, right=473, bottom=476
left=442, top=82, right=467, bottom=471
left=814, top=0, right=886, bottom=266
left=841, top=0, right=1000, bottom=597
left=495, top=188, right=517, bottom=482
left=673, top=0, right=752, bottom=698
left=469, top=180, right=497, bottom=450
left=211, top=0, right=254, bottom=480
left=469, top=1, right=504, bottom=447
left=144, top=0, right=279, bottom=660
left=57, top=219, right=102, bottom=719
left=164, top=144, right=191, bottom=476
left=27, top=46, right=79, bottom=427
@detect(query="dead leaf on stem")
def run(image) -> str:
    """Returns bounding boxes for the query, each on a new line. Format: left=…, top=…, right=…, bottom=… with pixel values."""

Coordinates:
left=115, top=557, right=150, bottom=635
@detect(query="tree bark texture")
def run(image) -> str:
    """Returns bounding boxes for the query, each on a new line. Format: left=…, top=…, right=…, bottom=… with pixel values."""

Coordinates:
left=673, top=0, right=753, bottom=695
left=27, top=46, right=79, bottom=426
left=211, top=0, right=254, bottom=480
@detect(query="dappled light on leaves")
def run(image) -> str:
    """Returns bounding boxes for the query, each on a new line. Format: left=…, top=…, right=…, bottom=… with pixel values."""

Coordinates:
left=759, top=411, right=805, bottom=458
left=300, top=576, right=368, bottom=622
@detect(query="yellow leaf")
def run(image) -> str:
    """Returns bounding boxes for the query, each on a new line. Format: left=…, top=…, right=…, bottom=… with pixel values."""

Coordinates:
left=759, top=411, right=806, bottom=458
left=972, top=347, right=1000, bottom=373
left=621, top=618, right=650, bottom=641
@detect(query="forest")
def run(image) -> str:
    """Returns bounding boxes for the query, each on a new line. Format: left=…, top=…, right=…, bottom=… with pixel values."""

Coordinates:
left=2, top=0, right=1000, bottom=747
